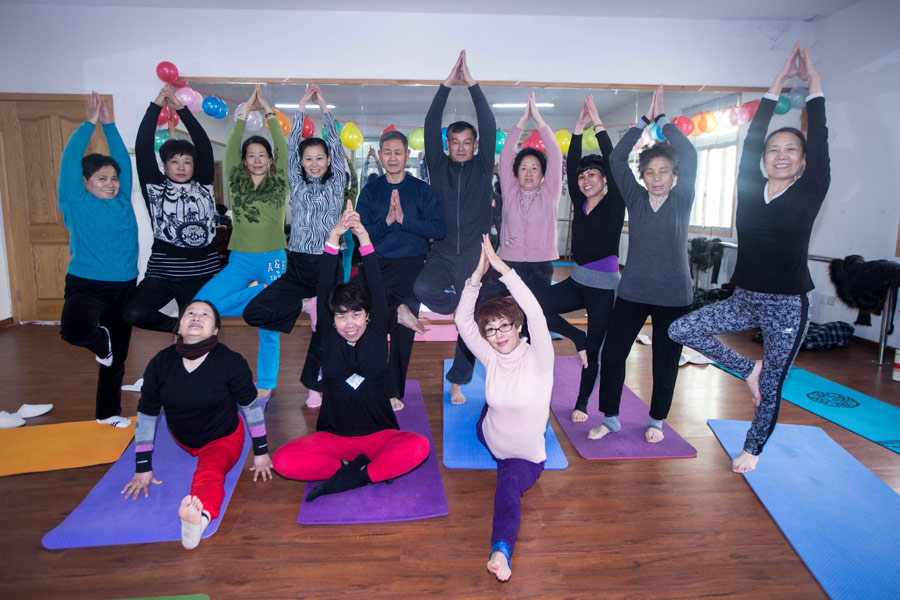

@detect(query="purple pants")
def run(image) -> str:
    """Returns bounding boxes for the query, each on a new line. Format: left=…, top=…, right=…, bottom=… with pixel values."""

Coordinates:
left=476, top=404, right=544, bottom=555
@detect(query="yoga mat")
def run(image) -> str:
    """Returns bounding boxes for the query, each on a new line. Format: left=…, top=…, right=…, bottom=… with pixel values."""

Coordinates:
left=0, top=419, right=135, bottom=477
left=550, top=356, right=697, bottom=459
left=297, top=381, right=449, bottom=524
left=113, top=596, right=209, bottom=600
left=707, top=419, right=900, bottom=600
left=442, top=359, right=568, bottom=470
left=42, top=401, right=266, bottom=549
left=714, top=364, right=900, bottom=455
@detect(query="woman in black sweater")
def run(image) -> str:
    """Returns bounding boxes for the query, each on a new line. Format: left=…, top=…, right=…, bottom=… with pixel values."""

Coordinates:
left=536, top=95, right=625, bottom=421
left=669, top=43, right=829, bottom=473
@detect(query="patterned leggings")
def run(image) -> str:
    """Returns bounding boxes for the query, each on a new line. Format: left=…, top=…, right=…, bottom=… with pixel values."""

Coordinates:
left=668, top=287, right=810, bottom=455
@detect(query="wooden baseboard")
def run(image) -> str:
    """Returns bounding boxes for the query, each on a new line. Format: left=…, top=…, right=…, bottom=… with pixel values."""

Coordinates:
left=0, top=317, right=12, bottom=329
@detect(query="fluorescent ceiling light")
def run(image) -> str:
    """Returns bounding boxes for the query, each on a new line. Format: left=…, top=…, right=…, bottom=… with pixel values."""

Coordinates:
left=491, top=103, right=554, bottom=108
left=274, top=103, right=336, bottom=110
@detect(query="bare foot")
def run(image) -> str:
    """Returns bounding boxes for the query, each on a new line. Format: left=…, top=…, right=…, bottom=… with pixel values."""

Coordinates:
left=645, top=427, right=664, bottom=443
left=256, top=388, right=271, bottom=401
left=390, top=397, right=404, bottom=411
left=397, top=304, right=427, bottom=335
left=571, top=409, right=588, bottom=422
left=487, top=551, right=511, bottom=582
left=302, top=297, right=317, bottom=332
left=450, top=383, right=466, bottom=405
left=577, top=349, right=588, bottom=368
left=587, top=424, right=611, bottom=439
left=178, top=495, right=209, bottom=550
left=306, top=389, right=322, bottom=409
left=746, top=360, right=762, bottom=406
left=732, top=450, right=759, bottom=473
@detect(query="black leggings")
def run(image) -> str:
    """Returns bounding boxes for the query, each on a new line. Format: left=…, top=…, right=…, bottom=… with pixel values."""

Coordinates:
left=597, top=298, right=690, bottom=421
left=123, top=275, right=210, bottom=333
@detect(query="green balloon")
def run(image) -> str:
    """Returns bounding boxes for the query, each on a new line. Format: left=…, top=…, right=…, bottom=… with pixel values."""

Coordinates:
left=323, top=120, right=342, bottom=142
left=408, top=127, right=425, bottom=151
left=774, top=95, right=792, bottom=115
left=495, top=129, right=508, bottom=155
left=154, top=129, right=171, bottom=152
left=582, top=128, right=600, bottom=151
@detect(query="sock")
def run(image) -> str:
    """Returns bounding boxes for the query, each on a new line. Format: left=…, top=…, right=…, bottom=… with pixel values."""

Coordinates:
left=306, top=455, right=372, bottom=502
left=490, top=540, right=511, bottom=568
left=647, top=417, right=664, bottom=432
left=181, top=510, right=210, bottom=551
left=600, top=415, right=621, bottom=432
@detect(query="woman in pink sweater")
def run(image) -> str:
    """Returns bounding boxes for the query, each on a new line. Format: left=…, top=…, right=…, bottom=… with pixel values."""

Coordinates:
left=497, top=92, right=563, bottom=293
left=455, top=235, right=555, bottom=583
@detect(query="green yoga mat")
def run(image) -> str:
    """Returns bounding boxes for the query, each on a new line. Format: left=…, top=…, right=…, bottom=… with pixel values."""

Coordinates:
left=714, top=364, right=900, bottom=454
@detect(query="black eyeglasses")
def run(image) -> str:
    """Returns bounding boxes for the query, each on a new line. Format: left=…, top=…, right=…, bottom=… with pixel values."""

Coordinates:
left=484, top=322, right=513, bottom=337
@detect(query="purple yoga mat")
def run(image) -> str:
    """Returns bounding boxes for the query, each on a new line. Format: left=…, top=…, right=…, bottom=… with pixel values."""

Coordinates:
left=42, top=401, right=266, bottom=550
left=297, top=381, right=449, bottom=525
left=551, top=356, right=696, bottom=459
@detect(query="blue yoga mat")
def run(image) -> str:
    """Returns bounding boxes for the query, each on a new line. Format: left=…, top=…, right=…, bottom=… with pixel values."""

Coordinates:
left=708, top=419, right=900, bottom=600
left=714, top=364, right=900, bottom=454
left=442, top=359, right=568, bottom=470
left=42, top=400, right=267, bottom=549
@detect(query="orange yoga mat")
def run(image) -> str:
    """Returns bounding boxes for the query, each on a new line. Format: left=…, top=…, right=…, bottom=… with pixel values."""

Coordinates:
left=0, top=419, right=134, bottom=477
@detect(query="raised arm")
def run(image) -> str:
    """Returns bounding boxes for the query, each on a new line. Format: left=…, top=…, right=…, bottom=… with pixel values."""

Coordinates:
left=135, top=92, right=166, bottom=191
left=468, top=68, right=497, bottom=169
left=498, top=124, right=521, bottom=196
left=536, top=97, right=562, bottom=200
left=171, top=88, right=214, bottom=185
left=566, top=100, right=589, bottom=206
left=424, top=86, right=451, bottom=174
left=101, top=104, right=132, bottom=201
left=59, top=120, right=95, bottom=205
left=609, top=124, right=648, bottom=208
left=651, top=87, right=697, bottom=195
left=226, top=117, right=247, bottom=180
left=255, top=88, right=287, bottom=180
left=287, top=85, right=316, bottom=187
left=798, top=46, right=829, bottom=199
left=351, top=217, right=388, bottom=331
left=454, top=243, right=495, bottom=363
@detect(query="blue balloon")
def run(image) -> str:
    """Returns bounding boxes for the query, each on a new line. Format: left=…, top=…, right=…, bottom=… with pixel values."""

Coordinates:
left=788, top=87, right=807, bottom=110
left=202, top=96, right=220, bottom=117
left=649, top=122, right=666, bottom=142
left=214, top=99, right=228, bottom=120
left=441, top=126, right=448, bottom=151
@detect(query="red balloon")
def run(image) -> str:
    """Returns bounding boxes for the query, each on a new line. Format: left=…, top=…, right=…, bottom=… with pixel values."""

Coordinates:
left=742, top=99, right=760, bottom=120
left=521, top=129, right=546, bottom=152
left=382, top=124, right=397, bottom=136
left=156, top=106, right=179, bottom=128
left=171, top=79, right=188, bottom=88
left=156, top=61, right=179, bottom=83
left=301, top=115, right=316, bottom=138
left=675, top=116, right=694, bottom=136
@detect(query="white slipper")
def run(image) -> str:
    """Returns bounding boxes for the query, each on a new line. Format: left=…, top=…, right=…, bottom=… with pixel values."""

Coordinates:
left=96, top=415, right=131, bottom=428
left=121, top=379, right=143, bottom=392
left=15, top=404, right=53, bottom=419
left=0, top=411, right=26, bottom=429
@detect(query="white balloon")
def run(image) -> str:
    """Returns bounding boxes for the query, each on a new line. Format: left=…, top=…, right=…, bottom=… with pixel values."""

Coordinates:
left=246, top=110, right=264, bottom=132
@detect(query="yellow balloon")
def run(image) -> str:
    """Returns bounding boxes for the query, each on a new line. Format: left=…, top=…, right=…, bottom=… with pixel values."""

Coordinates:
left=340, top=121, right=363, bottom=150
left=408, top=127, right=425, bottom=151
left=555, top=129, right=572, bottom=153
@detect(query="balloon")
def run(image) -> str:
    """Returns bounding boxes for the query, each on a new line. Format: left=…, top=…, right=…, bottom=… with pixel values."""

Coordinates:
left=156, top=61, right=178, bottom=83
left=171, top=79, right=188, bottom=89
left=246, top=111, right=263, bottom=132
left=214, top=99, right=228, bottom=120
left=649, top=122, right=666, bottom=142
left=154, top=129, right=170, bottom=152
left=521, top=129, right=546, bottom=152
left=699, top=111, right=718, bottom=133
left=382, top=124, right=397, bottom=136
left=175, top=86, right=197, bottom=110
left=408, top=128, right=425, bottom=151
left=675, top=116, right=694, bottom=136
left=743, top=99, right=761, bottom=120
left=340, top=121, right=363, bottom=150
left=494, top=129, right=507, bottom=154
left=555, top=129, right=572, bottom=153
left=190, top=90, right=203, bottom=113
left=156, top=106, right=173, bottom=127
left=323, top=120, right=341, bottom=142
left=581, top=128, right=599, bottom=151
left=728, top=107, right=740, bottom=127
left=788, top=87, right=807, bottom=109
left=272, top=110, right=291, bottom=136
left=234, top=102, right=247, bottom=121
left=301, top=115, right=316, bottom=138
left=774, top=95, right=792, bottom=115
left=441, top=127, right=448, bottom=151
left=691, top=114, right=703, bottom=136
left=202, top=96, right=221, bottom=117
left=735, top=105, right=751, bottom=126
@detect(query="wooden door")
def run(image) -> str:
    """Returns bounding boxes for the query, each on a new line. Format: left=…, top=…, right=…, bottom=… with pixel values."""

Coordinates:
left=0, top=93, right=115, bottom=321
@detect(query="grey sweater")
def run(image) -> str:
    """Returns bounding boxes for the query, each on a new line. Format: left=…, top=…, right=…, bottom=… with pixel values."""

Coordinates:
left=609, top=117, right=697, bottom=307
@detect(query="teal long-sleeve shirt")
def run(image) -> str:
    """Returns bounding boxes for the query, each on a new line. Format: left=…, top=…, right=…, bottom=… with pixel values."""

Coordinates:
left=58, top=121, right=138, bottom=282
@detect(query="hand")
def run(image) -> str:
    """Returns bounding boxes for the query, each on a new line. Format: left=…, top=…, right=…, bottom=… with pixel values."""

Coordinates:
left=346, top=210, right=370, bottom=246
left=298, top=85, right=317, bottom=111
left=470, top=243, right=489, bottom=285
left=153, top=86, right=168, bottom=107
left=311, top=86, right=327, bottom=113
left=516, top=98, right=532, bottom=129
left=443, top=51, right=464, bottom=86
left=575, top=98, right=590, bottom=132
left=367, top=147, right=377, bottom=160
left=256, top=85, right=273, bottom=114
left=770, top=42, right=801, bottom=94
left=385, top=201, right=396, bottom=226
left=529, top=92, right=546, bottom=127
left=459, top=50, right=475, bottom=86
left=86, top=91, right=101, bottom=124
left=250, top=453, right=273, bottom=482
left=585, top=95, right=603, bottom=129
left=121, top=471, right=162, bottom=500
left=162, top=85, right=183, bottom=110
left=244, top=85, right=264, bottom=112
left=97, top=94, right=113, bottom=124
left=482, top=234, right=511, bottom=275
left=390, top=189, right=404, bottom=224
left=798, top=46, right=822, bottom=94
left=329, top=202, right=354, bottom=242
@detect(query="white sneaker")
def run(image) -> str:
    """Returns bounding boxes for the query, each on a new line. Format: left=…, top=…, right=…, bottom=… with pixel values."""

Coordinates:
left=95, top=325, right=113, bottom=367
left=0, top=411, right=26, bottom=429
left=15, top=404, right=53, bottom=419
left=96, top=415, right=131, bottom=428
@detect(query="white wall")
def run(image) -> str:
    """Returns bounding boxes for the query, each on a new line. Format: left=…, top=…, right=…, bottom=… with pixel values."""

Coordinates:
left=1, top=3, right=896, bottom=346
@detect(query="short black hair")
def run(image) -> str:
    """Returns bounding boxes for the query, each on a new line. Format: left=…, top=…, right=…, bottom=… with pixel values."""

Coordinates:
left=159, top=139, right=197, bottom=165
left=576, top=154, right=606, bottom=178
left=298, top=137, right=333, bottom=184
left=82, top=153, right=121, bottom=179
left=512, top=147, right=547, bottom=178
left=182, top=300, right=221, bottom=329
left=638, top=141, right=679, bottom=178
left=328, top=281, right=371, bottom=315
left=763, top=127, right=807, bottom=157
left=446, top=121, right=477, bottom=141
left=380, top=130, right=408, bottom=151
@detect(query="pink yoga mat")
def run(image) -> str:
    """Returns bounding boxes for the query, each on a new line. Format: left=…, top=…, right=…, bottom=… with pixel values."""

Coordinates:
left=550, top=356, right=696, bottom=459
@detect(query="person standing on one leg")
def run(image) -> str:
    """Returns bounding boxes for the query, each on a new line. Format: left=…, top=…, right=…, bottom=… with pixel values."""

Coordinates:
left=356, top=130, right=445, bottom=411
left=58, top=92, right=138, bottom=428
left=669, top=44, right=827, bottom=473
left=412, top=50, right=497, bottom=405
left=588, top=86, right=697, bottom=444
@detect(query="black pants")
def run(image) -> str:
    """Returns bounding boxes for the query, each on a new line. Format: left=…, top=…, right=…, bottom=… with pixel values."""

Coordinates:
left=59, top=275, right=135, bottom=420
left=597, top=297, right=690, bottom=421
left=536, top=278, right=616, bottom=412
left=122, top=275, right=211, bottom=333
left=243, top=252, right=339, bottom=392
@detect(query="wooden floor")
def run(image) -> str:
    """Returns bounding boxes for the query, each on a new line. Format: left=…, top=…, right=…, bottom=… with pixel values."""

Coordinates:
left=1, top=317, right=898, bottom=600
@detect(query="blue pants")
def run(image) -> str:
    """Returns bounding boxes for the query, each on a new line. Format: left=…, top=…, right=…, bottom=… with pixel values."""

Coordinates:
left=195, top=249, right=286, bottom=389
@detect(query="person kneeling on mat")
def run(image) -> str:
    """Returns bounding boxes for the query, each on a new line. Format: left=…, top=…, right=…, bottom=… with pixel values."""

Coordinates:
left=121, top=300, right=273, bottom=550
left=272, top=208, right=430, bottom=501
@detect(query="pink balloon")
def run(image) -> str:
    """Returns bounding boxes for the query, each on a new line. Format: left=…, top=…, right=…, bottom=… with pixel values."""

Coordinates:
left=191, top=90, right=203, bottom=113
left=736, top=105, right=751, bottom=126
left=175, top=86, right=196, bottom=109
left=728, top=107, right=740, bottom=127
left=156, top=61, right=179, bottom=83
left=246, top=111, right=264, bottom=132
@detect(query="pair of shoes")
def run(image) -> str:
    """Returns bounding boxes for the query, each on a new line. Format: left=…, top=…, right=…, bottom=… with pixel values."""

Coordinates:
left=95, top=325, right=113, bottom=367
left=0, top=411, right=26, bottom=429
left=15, top=404, right=53, bottom=419
left=96, top=415, right=131, bottom=428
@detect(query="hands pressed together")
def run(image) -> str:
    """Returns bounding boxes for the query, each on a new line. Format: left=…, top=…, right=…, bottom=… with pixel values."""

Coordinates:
left=575, top=94, right=603, bottom=133
left=384, top=189, right=404, bottom=226
left=443, top=50, right=476, bottom=87
left=469, top=234, right=511, bottom=286
left=515, top=91, right=547, bottom=129
left=86, top=91, right=113, bottom=125
left=330, top=201, right=371, bottom=247
left=771, top=42, right=821, bottom=95
left=299, top=83, right=328, bottom=113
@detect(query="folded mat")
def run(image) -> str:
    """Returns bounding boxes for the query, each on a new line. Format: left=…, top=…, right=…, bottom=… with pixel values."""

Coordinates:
left=714, top=364, right=900, bottom=454
left=42, top=401, right=266, bottom=549
left=0, top=419, right=134, bottom=477
left=708, top=418, right=900, bottom=600
left=550, top=356, right=696, bottom=459
left=442, top=359, right=568, bottom=470
left=297, top=381, right=448, bottom=524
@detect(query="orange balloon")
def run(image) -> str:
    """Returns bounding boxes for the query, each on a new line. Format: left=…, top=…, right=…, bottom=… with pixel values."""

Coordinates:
left=266, top=110, right=292, bottom=136
left=699, top=111, right=718, bottom=133
left=690, top=114, right=703, bottom=136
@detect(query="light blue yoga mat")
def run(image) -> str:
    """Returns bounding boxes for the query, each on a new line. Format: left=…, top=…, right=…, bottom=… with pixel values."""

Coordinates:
left=708, top=419, right=900, bottom=600
left=713, top=364, right=900, bottom=454
left=442, top=359, right=568, bottom=470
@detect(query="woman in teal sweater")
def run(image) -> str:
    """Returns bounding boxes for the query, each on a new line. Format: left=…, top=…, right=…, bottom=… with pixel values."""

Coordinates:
left=194, top=85, right=289, bottom=399
left=58, top=91, right=138, bottom=427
